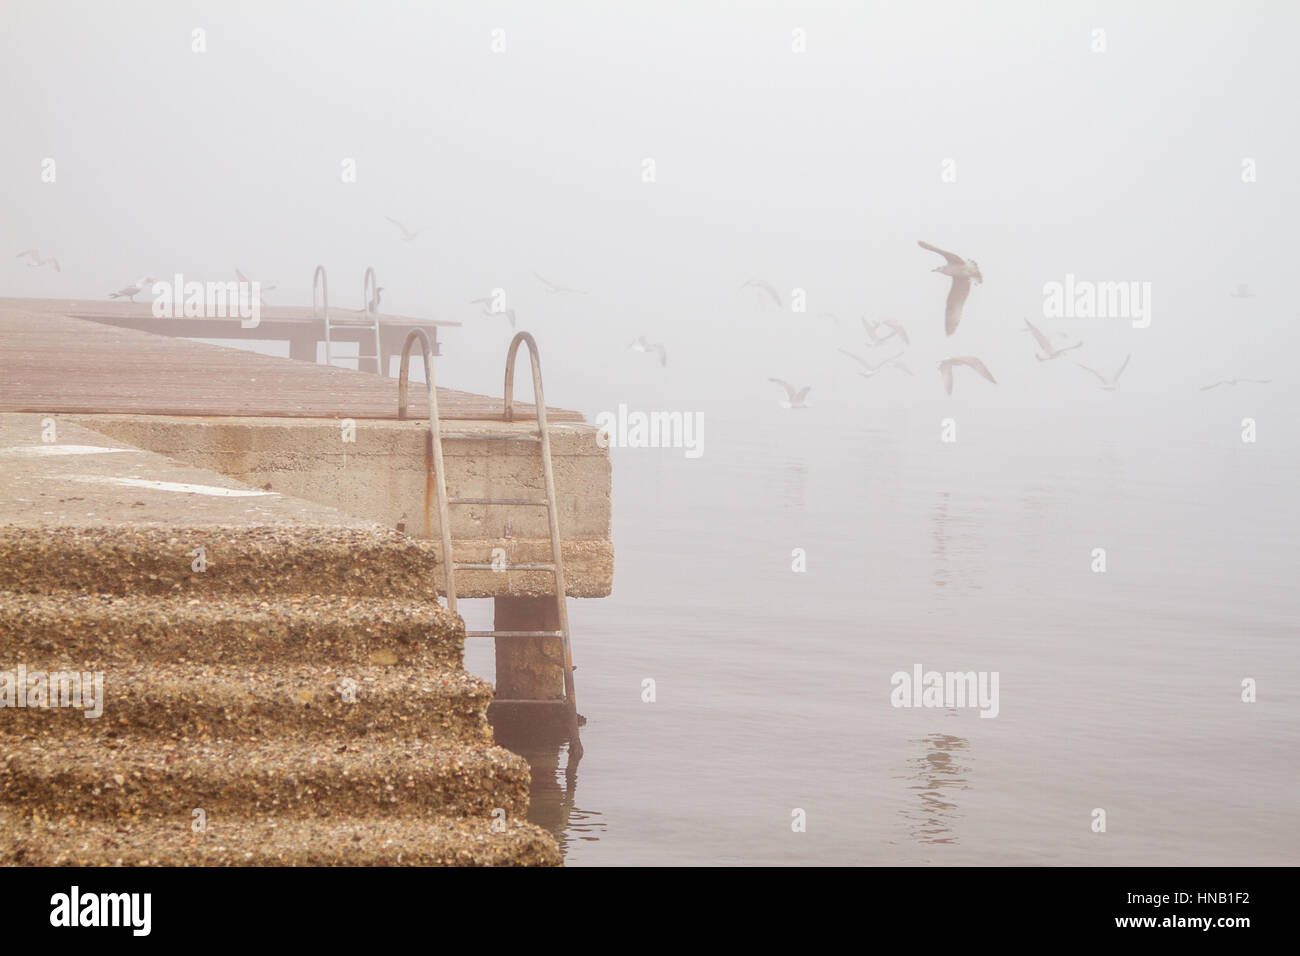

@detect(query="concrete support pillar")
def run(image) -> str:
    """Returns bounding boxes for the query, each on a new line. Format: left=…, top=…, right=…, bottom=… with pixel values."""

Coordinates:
left=493, top=596, right=565, bottom=701
left=289, top=335, right=317, bottom=363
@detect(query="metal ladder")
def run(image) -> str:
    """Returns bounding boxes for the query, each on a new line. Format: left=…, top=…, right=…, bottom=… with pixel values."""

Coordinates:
left=320, top=265, right=383, bottom=374
left=397, top=329, right=581, bottom=749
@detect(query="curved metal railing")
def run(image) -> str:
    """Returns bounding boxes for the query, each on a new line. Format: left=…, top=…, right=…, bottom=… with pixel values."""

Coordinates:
left=363, top=266, right=378, bottom=313
left=397, top=328, right=457, bottom=613
left=500, top=332, right=576, bottom=712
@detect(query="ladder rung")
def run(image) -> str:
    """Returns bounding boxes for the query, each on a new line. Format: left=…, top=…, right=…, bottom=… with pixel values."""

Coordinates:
left=449, top=497, right=549, bottom=506
left=466, top=630, right=564, bottom=639
left=438, top=432, right=540, bottom=442
left=454, top=563, right=556, bottom=571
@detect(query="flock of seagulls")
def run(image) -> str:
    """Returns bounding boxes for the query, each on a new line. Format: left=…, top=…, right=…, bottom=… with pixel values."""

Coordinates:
left=9, top=224, right=1272, bottom=402
left=759, top=240, right=1273, bottom=406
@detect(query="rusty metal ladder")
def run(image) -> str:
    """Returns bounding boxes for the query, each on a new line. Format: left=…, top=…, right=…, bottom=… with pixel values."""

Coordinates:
left=397, top=329, right=581, bottom=744
left=320, top=265, right=384, bottom=374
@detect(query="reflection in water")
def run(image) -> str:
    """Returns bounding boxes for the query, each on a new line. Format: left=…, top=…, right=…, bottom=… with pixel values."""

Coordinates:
left=930, top=492, right=986, bottom=590
left=899, top=732, right=971, bottom=846
left=488, top=706, right=604, bottom=858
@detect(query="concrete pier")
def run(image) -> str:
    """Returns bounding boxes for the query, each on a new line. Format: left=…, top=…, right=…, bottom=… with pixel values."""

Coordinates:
left=0, top=297, right=616, bottom=865
left=0, top=298, right=613, bottom=702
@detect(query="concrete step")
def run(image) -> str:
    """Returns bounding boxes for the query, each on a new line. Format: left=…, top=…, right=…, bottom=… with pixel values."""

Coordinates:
left=0, top=525, right=441, bottom=599
left=0, top=662, right=494, bottom=745
left=0, top=810, right=561, bottom=866
left=0, top=593, right=463, bottom=670
left=0, top=736, right=530, bottom=821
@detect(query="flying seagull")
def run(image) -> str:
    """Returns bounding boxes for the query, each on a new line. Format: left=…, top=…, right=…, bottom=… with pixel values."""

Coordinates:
left=741, top=279, right=783, bottom=309
left=1229, top=284, right=1254, bottom=299
left=108, top=276, right=158, bottom=301
left=16, top=249, right=60, bottom=272
left=235, top=269, right=276, bottom=304
left=470, top=297, right=516, bottom=327
left=534, top=272, right=588, bottom=295
left=919, top=240, right=982, bottom=335
left=385, top=217, right=421, bottom=241
left=881, top=319, right=910, bottom=346
left=838, top=348, right=908, bottom=379
left=1023, top=317, right=1082, bottom=360
left=768, top=378, right=811, bottom=409
left=860, top=316, right=895, bottom=347
left=628, top=336, right=667, bottom=367
left=1200, top=377, right=1271, bottom=391
left=1076, top=354, right=1131, bottom=391
left=938, top=356, right=997, bottom=395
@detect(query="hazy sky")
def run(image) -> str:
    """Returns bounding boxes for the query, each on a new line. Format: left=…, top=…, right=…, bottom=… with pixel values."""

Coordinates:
left=3, top=0, right=1297, bottom=416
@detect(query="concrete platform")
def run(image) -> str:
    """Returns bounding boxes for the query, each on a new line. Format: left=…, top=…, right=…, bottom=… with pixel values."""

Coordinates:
left=0, top=299, right=613, bottom=598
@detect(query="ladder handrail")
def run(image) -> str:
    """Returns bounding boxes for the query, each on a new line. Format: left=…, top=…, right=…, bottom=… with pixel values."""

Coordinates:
left=363, top=266, right=378, bottom=314
left=397, top=328, right=458, bottom=614
left=501, top=332, right=577, bottom=714
left=400, top=328, right=580, bottom=730
left=314, top=266, right=329, bottom=363
left=312, top=264, right=328, bottom=320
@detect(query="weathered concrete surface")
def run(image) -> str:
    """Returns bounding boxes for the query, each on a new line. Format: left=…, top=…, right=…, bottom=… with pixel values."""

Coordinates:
left=67, top=413, right=614, bottom=598
left=0, top=413, right=561, bottom=866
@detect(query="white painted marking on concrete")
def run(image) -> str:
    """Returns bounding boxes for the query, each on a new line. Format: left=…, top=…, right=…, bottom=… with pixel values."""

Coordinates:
left=62, top=476, right=277, bottom=497
left=0, top=445, right=137, bottom=457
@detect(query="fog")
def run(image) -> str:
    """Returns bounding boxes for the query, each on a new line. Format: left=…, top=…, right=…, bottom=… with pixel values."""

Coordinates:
left=4, top=1, right=1297, bottom=419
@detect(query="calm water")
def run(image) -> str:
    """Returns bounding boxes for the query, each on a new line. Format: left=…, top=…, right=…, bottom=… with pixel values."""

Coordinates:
left=465, top=394, right=1300, bottom=865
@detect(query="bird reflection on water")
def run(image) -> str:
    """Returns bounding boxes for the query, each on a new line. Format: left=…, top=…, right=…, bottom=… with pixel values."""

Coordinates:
left=900, top=733, right=972, bottom=846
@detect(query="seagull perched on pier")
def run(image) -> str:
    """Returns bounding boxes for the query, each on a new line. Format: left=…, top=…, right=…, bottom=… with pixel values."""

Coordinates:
left=628, top=336, right=667, bottom=366
left=1023, top=317, right=1082, bottom=361
left=839, top=348, right=909, bottom=379
left=534, top=272, right=588, bottom=295
left=1200, top=377, right=1271, bottom=391
left=741, top=278, right=783, bottom=309
left=1076, top=354, right=1131, bottom=391
left=919, top=240, right=982, bottom=335
left=769, top=379, right=811, bottom=408
left=16, top=249, right=60, bottom=271
left=384, top=216, right=421, bottom=241
left=108, top=276, right=158, bottom=301
left=938, top=356, right=997, bottom=395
